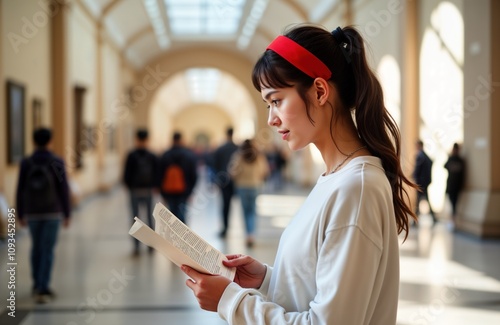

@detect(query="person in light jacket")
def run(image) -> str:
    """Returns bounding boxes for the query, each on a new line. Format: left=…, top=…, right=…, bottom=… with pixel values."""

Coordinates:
left=229, top=139, right=269, bottom=248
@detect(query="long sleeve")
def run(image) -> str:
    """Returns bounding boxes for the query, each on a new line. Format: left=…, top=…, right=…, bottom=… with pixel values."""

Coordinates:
left=55, top=157, right=71, bottom=219
left=217, top=227, right=385, bottom=324
left=217, top=157, right=399, bottom=325
left=15, top=159, right=28, bottom=220
left=123, top=152, right=133, bottom=189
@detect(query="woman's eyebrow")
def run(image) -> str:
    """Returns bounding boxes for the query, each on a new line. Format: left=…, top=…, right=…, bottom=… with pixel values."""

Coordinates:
left=263, top=90, right=279, bottom=101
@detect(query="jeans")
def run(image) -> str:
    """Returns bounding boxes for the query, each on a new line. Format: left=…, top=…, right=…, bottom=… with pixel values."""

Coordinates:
left=218, top=181, right=235, bottom=235
left=237, top=187, right=258, bottom=236
left=162, top=195, right=188, bottom=224
left=416, top=186, right=436, bottom=222
left=28, top=219, right=60, bottom=292
left=130, top=190, right=154, bottom=250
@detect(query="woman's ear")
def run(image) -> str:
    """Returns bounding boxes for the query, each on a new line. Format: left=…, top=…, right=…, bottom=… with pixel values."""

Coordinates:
left=313, top=78, right=330, bottom=106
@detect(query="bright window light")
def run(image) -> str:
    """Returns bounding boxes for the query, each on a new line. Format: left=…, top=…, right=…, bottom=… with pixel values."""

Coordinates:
left=164, top=0, right=245, bottom=36
left=185, top=68, right=221, bottom=102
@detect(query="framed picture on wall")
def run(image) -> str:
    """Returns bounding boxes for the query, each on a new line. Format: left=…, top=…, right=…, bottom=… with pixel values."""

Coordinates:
left=32, top=97, right=43, bottom=129
left=6, top=80, right=26, bottom=164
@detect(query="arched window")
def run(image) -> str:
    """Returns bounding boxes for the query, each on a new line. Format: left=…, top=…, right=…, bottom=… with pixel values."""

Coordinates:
left=420, top=1, right=464, bottom=212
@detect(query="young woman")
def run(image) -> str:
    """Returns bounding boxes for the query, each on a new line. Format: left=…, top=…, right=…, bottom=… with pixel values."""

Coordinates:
left=181, top=25, right=417, bottom=324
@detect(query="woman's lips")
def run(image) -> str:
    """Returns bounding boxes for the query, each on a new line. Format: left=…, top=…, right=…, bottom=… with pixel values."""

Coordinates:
left=279, top=130, right=290, bottom=140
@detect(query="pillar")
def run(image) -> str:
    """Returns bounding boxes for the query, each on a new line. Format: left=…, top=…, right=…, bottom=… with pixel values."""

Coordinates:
left=95, top=22, right=107, bottom=191
left=458, top=0, right=500, bottom=238
left=400, top=0, right=420, bottom=195
left=51, top=1, right=72, bottom=170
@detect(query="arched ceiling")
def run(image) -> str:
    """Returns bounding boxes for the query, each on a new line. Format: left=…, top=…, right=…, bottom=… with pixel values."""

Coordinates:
left=80, top=0, right=343, bottom=69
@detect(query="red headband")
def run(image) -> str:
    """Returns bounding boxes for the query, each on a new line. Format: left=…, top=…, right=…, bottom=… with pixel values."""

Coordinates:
left=267, top=35, right=332, bottom=80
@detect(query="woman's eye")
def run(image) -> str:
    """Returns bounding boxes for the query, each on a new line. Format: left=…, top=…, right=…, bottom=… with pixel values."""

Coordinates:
left=265, top=99, right=280, bottom=110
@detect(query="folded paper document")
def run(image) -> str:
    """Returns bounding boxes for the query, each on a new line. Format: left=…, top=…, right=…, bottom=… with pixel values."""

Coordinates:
left=129, top=202, right=236, bottom=280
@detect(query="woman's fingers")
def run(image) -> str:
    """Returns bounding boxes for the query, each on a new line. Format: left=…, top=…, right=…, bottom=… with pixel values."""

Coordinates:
left=225, top=254, right=243, bottom=261
left=181, top=265, right=202, bottom=282
left=223, top=254, right=251, bottom=267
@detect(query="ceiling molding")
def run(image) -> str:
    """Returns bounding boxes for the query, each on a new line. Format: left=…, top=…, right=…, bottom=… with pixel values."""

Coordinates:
left=280, top=0, right=308, bottom=21
left=74, top=0, right=98, bottom=23
left=102, top=0, right=123, bottom=18
left=124, top=26, right=154, bottom=50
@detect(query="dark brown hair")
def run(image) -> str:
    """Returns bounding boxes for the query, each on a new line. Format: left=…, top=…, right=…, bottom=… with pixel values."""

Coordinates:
left=252, top=25, right=417, bottom=238
left=240, top=139, right=258, bottom=163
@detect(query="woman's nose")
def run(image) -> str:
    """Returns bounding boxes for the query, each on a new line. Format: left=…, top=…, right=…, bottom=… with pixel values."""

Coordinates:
left=268, top=108, right=280, bottom=127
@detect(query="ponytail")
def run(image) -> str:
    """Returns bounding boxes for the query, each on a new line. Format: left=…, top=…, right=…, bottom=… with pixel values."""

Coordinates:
left=343, top=26, right=418, bottom=239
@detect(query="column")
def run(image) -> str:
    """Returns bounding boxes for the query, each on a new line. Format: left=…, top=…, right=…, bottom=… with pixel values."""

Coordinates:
left=95, top=22, right=106, bottom=191
left=400, top=0, right=419, bottom=192
left=458, top=0, right=500, bottom=238
left=343, top=0, right=353, bottom=25
left=51, top=1, right=72, bottom=169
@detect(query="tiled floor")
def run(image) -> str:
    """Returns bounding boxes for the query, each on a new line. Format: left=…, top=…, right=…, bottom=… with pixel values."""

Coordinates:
left=1, top=168, right=500, bottom=325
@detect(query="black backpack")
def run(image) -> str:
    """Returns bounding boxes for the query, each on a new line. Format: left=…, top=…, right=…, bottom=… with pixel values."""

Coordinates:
left=132, top=153, right=154, bottom=187
left=24, top=157, right=58, bottom=212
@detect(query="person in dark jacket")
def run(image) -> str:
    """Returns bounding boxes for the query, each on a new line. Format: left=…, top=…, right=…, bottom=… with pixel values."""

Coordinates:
left=444, top=143, right=466, bottom=220
left=123, top=129, right=158, bottom=255
left=413, top=140, right=437, bottom=224
left=16, top=128, right=71, bottom=304
left=158, top=132, right=198, bottom=224
left=212, top=127, right=238, bottom=238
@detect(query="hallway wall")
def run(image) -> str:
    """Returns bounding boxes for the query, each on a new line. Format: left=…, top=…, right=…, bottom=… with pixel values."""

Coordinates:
left=0, top=0, right=137, bottom=206
left=1, top=0, right=52, bottom=205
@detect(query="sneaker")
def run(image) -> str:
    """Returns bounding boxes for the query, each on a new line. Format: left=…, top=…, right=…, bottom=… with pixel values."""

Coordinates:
left=35, top=289, right=55, bottom=304
left=35, top=293, right=50, bottom=304
left=246, top=237, right=255, bottom=248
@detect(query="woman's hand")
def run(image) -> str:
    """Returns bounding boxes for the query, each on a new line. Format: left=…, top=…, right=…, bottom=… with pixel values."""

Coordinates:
left=181, top=265, right=231, bottom=312
left=223, top=254, right=266, bottom=289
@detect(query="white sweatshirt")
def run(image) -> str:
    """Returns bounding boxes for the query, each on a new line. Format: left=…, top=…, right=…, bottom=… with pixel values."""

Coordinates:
left=218, top=156, right=400, bottom=324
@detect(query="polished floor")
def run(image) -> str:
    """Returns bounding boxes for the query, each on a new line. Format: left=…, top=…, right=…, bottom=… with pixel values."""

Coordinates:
left=1, top=167, right=500, bottom=325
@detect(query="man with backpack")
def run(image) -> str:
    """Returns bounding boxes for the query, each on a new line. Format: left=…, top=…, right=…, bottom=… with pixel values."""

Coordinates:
left=16, top=128, right=71, bottom=304
left=158, top=132, right=198, bottom=224
left=123, top=129, right=158, bottom=255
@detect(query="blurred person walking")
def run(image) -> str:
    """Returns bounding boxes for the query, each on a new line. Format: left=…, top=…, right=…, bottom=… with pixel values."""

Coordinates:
left=16, top=128, right=71, bottom=303
left=229, top=139, right=270, bottom=248
left=444, top=143, right=466, bottom=222
left=212, top=127, right=238, bottom=238
left=123, top=129, right=158, bottom=255
left=413, top=140, right=437, bottom=225
left=159, top=132, right=198, bottom=224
